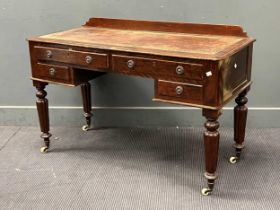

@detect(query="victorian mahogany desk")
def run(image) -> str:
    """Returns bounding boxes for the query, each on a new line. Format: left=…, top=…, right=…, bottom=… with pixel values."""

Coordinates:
left=28, top=17, right=255, bottom=195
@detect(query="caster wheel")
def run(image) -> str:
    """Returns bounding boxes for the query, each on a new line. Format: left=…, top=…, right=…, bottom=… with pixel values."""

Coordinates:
left=82, top=125, right=89, bottom=131
left=201, top=187, right=212, bottom=196
left=40, top=147, right=48, bottom=153
left=229, top=156, right=238, bottom=164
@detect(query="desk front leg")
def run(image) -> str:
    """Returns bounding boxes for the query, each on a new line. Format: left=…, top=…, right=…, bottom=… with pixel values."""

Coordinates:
left=33, top=81, right=52, bottom=153
left=81, top=82, right=92, bottom=131
left=201, top=109, right=221, bottom=196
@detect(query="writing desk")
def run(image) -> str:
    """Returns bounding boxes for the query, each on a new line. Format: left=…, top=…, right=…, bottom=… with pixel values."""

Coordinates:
left=28, top=17, right=255, bottom=195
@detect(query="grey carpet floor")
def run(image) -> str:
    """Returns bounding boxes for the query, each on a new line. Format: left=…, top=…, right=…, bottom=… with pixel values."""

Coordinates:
left=0, top=126, right=279, bottom=210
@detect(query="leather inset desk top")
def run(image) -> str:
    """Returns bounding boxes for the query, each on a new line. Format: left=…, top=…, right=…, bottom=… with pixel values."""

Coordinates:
left=30, top=19, right=254, bottom=60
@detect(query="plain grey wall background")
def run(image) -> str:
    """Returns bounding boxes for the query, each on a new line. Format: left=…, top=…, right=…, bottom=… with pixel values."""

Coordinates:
left=0, top=0, right=279, bottom=127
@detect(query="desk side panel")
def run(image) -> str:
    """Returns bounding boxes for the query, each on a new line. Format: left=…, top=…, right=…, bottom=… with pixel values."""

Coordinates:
left=218, top=44, right=253, bottom=106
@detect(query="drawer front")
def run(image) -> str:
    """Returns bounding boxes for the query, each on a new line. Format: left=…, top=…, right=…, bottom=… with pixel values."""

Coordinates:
left=112, top=55, right=204, bottom=81
left=34, top=46, right=109, bottom=69
left=156, top=80, right=203, bottom=104
left=33, top=63, right=73, bottom=83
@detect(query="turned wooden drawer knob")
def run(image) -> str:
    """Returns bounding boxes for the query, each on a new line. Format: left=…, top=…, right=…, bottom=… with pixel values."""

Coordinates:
left=127, top=60, right=135, bottom=69
left=85, top=55, right=93, bottom=64
left=176, top=86, right=183, bottom=95
left=46, top=50, right=52, bottom=58
left=49, top=68, right=56, bottom=76
left=176, top=65, right=184, bottom=75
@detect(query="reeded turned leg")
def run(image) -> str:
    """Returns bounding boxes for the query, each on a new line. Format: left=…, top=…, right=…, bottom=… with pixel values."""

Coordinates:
left=34, top=81, right=52, bottom=153
left=201, top=109, right=221, bottom=196
left=229, top=90, right=248, bottom=164
left=81, top=82, right=92, bottom=131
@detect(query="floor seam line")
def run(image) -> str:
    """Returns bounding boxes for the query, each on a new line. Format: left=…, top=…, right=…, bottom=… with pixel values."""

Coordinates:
left=0, top=127, right=22, bottom=152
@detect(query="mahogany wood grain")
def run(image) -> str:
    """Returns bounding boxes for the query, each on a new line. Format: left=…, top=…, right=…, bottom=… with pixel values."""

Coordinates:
left=28, top=17, right=255, bottom=195
left=155, top=80, right=203, bottom=104
left=34, top=46, right=109, bottom=70
left=30, top=42, right=107, bottom=86
left=29, top=18, right=255, bottom=60
left=81, top=82, right=93, bottom=128
left=219, top=47, right=249, bottom=104
left=202, top=109, right=221, bottom=191
left=203, top=61, right=219, bottom=108
left=34, top=63, right=72, bottom=83
left=84, top=17, right=248, bottom=37
left=112, top=54, right=204, bottom=81
left=245, top=44, right=254, bottom=92
left=33, top=81, right=51, bottom=149
left=233, top=90, right=248, bottom=158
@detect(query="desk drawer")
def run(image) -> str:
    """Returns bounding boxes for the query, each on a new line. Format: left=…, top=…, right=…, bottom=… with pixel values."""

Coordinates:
left=33, top=63, right=73, bottom=83
left=34, top=46, right=109, bottom=69
left=112, top=55, right=204, bottom=81
left=155, top=80, right=203, bottom=104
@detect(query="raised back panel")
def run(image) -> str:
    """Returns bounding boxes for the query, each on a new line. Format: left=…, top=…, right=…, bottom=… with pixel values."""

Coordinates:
left=84, top=17, right=248, bottom=37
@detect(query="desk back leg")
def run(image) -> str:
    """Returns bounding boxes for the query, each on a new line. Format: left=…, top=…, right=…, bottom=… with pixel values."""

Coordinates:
left=33, top=81, right=52, bottom=153
left=229, top=89, right=248, bottom=164
left=81, top=82, right=93, bottom=131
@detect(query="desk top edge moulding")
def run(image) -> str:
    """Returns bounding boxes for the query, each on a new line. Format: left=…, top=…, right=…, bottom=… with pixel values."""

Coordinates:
left=28, top=17, right=255, bottom=196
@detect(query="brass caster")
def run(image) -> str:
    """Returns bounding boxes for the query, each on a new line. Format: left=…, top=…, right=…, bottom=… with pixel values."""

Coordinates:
left=40, top=146, right=49, bottom=153
left=229, top=156, right=238, bottom=164
left=201, top=187, right=212, bottom=196
left=82, top=125, right=89, bottom=131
